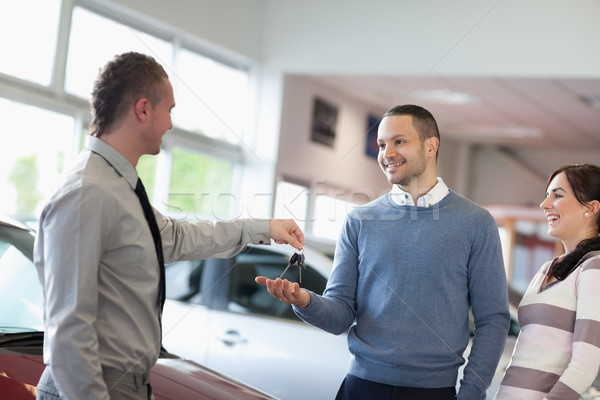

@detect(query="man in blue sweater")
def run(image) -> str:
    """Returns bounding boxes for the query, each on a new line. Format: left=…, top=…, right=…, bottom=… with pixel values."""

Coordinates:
left=256, top=104, right=509, bottom=400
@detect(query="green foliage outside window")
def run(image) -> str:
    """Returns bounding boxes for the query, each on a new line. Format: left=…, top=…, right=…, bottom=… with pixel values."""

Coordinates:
left=136, top=155, right=157, bottom=200
left=8, top=155, right=42, bottom=219
left=167, top=147, right=234, bottom=220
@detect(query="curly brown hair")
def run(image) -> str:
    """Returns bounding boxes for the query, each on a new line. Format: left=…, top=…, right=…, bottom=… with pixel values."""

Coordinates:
left=89, top=52, right=168, bottom=138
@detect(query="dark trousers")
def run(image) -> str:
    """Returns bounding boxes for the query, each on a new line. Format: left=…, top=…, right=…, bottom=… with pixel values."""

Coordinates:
left=335, top=374, right=457, bottom=400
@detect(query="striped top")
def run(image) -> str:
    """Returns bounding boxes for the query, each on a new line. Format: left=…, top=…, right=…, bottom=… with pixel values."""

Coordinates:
left=495, top=251, right=600, bottom=400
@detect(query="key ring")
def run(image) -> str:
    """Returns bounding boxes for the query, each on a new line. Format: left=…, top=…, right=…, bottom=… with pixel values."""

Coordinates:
left=279, top=249, right=305, bottom=283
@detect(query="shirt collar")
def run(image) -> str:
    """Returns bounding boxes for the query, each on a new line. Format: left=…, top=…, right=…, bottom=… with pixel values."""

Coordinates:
left=86, top=136, right=139, bottom=190
left=390, top=177, right=449, bottom=207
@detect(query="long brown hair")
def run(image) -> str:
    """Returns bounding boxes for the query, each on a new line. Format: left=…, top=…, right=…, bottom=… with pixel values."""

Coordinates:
left=548, top=164, right=600, bottom=280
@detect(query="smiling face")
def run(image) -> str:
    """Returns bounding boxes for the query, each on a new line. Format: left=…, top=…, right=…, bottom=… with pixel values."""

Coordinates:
left=540, top=172, right=595, bottom=252
left=143, top=78, right=175, bottom=155
left=377, top=115, right=437, bottom=190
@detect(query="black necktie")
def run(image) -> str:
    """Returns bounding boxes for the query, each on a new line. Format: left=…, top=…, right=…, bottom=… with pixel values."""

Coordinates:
left=134, top=178, right=166, bottom=314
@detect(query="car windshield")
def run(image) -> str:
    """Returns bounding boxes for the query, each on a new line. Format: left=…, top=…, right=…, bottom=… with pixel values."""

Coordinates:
left=0, top=224, right=44, bottom=333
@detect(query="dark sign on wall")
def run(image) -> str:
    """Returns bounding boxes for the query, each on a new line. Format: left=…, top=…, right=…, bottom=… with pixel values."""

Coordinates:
left=366, top=114, right=380, bottom=159
left=311, top=97, right=338, bottom=147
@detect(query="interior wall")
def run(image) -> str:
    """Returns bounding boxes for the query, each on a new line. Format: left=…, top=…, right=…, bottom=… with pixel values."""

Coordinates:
left=277, top=75, right=483, bottom=203
left=512, top=149, right=600, bottom=181
left=276, top=76, right=571, bottom=207
left=277, top=75, right=390, bottom=201
left=469, top=146, right=548, bottom=207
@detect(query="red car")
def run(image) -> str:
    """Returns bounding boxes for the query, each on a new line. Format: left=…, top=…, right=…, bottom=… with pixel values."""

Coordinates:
left=0, top=216, right=277, bottom=400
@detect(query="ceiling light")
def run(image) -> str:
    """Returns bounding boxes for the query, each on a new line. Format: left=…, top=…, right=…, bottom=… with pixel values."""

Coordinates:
left=456, top=124, right=543, bottom=138
left=407, top=89, right=478, bottom=105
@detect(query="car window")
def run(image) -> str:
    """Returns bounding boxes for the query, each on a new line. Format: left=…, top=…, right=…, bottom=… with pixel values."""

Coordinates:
left=165, top=260, right=204, bottom=302
left=0, top=235, right=44, bottom=332
left=227, top=248, right=327, bottom=321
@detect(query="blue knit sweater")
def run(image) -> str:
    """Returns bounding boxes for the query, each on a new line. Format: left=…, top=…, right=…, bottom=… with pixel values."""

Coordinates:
left=294, top=191, right=509, bottom=400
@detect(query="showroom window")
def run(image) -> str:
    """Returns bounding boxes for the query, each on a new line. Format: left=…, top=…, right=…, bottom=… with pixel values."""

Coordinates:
left=0, top=0, right=248, bottom=221
left=0, top=98, right=76, bottom=220
left=274, top=179, right=361, bottom=241
left=173, top=48, right=250, bottom=144
left=65, top=6, right=174, bottom=100
left=274, top=181, right=309, bottom=231
left=0, top=0, right=61, bottom=86
left=166, top=146, right=237, bottom=220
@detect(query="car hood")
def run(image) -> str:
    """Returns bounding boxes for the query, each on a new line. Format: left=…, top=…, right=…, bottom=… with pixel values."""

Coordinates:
left=0, top=331, right=277, bottom=400
left=152, top=357, right=278, bottom=400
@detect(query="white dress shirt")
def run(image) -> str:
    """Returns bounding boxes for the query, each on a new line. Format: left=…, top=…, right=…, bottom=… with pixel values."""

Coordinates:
left=390, top=177, right=449, bottom=207
left=34, top=136, right=270, bottom=400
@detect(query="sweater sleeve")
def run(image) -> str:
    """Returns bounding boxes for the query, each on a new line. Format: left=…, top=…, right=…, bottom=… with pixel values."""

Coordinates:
left=458, top=215, right=510, bottom=400
left=546, top=257, right=600, bottom=399
left=293, top=214, right=358, bottom=334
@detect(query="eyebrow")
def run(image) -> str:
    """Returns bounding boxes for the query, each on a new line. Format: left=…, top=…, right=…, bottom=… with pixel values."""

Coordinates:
left=546, top=187, right=566, bottom=196
left=377, top=134, right=407, bottom=144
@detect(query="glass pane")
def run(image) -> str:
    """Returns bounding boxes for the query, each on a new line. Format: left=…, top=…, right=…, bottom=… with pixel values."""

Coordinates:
left=65, top=6, right=173, bottom=99
left=275, top=181, right=308, bottom=231
left=229, top=248, right=326, bottom=321
left=313, top=194, right=357, bottom=240
left=165, top=260, right=204, bottom=301
left=173, top=49, right=249, bottom=144
left=167, top=147, right=235, bottom=220
left=136, top=154, right=157, bottom=200
left=0, top=225, right=43, bottom=332
left=0, top=0, right=60, bottom=86
left=0, top=98, right=75, bottom=220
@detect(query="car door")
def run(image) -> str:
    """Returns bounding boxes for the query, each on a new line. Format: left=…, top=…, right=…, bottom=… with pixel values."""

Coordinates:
left=162, top=259, right=213, bottom=364
left=163, top=246, right=350, bottom=400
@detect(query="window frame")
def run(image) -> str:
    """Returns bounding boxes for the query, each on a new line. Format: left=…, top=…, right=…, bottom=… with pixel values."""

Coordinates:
left=0, top=0, right=252, bottom=221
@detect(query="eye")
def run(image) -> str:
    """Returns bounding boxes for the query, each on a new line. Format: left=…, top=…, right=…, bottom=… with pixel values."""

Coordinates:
left=395, top=140, right=405, bottom=145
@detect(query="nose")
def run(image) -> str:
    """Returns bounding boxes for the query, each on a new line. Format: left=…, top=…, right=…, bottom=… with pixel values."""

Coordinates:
left=382, top=143, right=396, bottom=160
left=540, top=196, right=550, bottom=210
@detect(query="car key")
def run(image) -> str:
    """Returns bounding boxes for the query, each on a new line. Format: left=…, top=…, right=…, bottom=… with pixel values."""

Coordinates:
left=279, top=250, right=305, bottom=283
left=296, top=251, right=305, bottom=283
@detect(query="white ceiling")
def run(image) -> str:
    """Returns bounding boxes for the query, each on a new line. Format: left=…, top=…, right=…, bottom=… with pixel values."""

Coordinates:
left=310, top=74, right=600, bottom=150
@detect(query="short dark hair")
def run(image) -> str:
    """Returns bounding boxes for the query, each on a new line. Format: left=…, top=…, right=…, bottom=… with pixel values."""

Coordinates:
left=89, top=52, right=168, bottom=137
left=383, top=104, right=440, bottom=144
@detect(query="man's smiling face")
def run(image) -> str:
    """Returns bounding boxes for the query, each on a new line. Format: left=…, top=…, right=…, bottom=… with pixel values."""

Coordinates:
left=377, top=115, right=428, bottom=186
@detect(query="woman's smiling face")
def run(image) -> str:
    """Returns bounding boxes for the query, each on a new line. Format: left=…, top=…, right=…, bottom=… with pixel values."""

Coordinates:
left=540, top=172, right=591, bottom=251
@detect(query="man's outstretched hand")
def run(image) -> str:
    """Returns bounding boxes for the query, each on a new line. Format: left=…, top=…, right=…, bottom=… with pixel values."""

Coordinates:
left=255, top=276, right=311, bottom=308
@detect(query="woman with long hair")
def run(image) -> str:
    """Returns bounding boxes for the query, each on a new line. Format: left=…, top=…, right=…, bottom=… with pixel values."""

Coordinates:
left=495, top=163, right=600, bottom=399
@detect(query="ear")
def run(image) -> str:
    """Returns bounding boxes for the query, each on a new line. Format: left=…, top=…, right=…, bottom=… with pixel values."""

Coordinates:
left=134, top=98, right=151, bottom=121
left=587, top=200, right=600, bottom=216
left=426, top=137, right=439, bottom=158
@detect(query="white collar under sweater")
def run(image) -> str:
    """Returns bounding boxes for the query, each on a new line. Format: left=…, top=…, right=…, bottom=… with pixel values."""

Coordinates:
left=390, top=177, right=449, bottom=207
